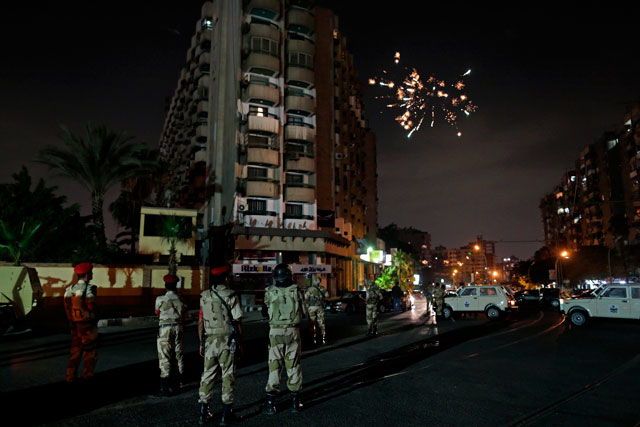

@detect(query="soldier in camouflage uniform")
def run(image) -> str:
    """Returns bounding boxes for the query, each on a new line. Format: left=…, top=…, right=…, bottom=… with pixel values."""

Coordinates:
left=64, top=262, right=98, bottom=383
left=304, top=274, right=329, bottom=345
left=155, top=274, right=189, bottom=396
left=434, top=284, right=446, bottom=317
left=198, top=265, right=243, bottom=426
left=263, top=263, right=308, bottom=415
left=365, top=276, right=383, bottom=336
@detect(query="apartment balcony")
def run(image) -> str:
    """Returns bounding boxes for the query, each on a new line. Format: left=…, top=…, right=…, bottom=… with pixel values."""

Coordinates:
left=245, top=52, right=280, bottom=76
left=285, top=124, right=315, bottom=143
left=248, top=112, right=280, bottom=134
left=194, top=149, right=207, bottom=164
left=287, top=8, right=314, bottom=36
left=286, top=155, right=315, bottom=173
left=247, top=0, right=281, bottom=20
left=288, top=39, right=314, bottom=56
left=195, top=123, right=209, bottom=144
left=246, top=178, right=280, bottom=198
left=247, top=146, right=279, bottom=167
left=248, top=22, right=281, bottom=43
left=285, top=95, right=314, bottom=116
left=245, top=82, right=280, bottom=106
left=284, top=184, right=315, bottom=203
left=197, top=74, right=209, bottom=90
left=286, top=66, right=314, bottom=88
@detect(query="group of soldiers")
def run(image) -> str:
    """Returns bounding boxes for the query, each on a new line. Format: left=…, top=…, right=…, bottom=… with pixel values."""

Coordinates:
left=63, top=262, right=333, bottom=426
left=63, top=262, right=446, bottom=426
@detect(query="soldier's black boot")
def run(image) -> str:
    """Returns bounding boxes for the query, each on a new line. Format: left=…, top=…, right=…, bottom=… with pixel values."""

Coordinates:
left=199, top=402, right=211, bottom=425
left=292, top=392, right=303, bottom=413
left=220, top=404, right=236, bottom=426
left=263, top=394, right=277, bottom=415
left=372, top=325, right=378, bottom=336
left=158, top=378, right=171, bottom=397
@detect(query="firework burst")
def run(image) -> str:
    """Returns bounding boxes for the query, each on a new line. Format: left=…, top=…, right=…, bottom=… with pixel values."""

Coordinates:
left=369, top=52, right=477, bottom=138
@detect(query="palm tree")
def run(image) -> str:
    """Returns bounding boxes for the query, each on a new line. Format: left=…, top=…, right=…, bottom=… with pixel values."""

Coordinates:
left=159, top=215, right=196, bottom=274
left=0, top=220, right=41, bottom=265
left=35, top=123, right=157, bottom=251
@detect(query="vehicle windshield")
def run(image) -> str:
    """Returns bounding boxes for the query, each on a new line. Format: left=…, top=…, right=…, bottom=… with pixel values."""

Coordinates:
left=591, top=285, right=608, bottom=297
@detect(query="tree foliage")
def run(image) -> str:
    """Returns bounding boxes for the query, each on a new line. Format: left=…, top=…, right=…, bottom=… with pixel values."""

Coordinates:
left=158, top=215, right=196, bottom=274
left=0, top=167, right=94, bottom=263
left=35, top=123, right=158, bottom=252
left=375, top=249, right=416, bottom=291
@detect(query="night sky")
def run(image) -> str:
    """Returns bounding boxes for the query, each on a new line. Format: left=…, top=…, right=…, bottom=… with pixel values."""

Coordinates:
left=1, top=1, right=638, bottom=260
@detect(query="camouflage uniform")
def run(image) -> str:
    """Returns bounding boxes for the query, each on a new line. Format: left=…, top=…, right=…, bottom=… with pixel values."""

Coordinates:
left=155, top=290, right=188, bottom=379
left=434, top=286, right=445, bottom=316
left=199, top=285, right=243, bottom=405
left=265, top=283, right=307, bottom=394
left=304, top=276, right=329, bottom=342
left=64, top=280, right=98, bottom=382
left=365, top=282, right=383, bottom=335
left=421, top=283, right=434, bottom=316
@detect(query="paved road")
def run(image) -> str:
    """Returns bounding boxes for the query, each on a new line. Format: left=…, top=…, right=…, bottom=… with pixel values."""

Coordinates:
left=2, top=302, right=639, bottom=426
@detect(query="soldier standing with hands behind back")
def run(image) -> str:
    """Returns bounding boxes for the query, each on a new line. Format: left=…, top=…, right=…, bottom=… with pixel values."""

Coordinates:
left=198, top=264, right=243, bottom=426
left=263, top=263, right=307, bottom=415
left=64, top=262, right=98, bottom=384
left=154, top=273, right=189, bottom=396
left=304, top=274, right=329, bottom=345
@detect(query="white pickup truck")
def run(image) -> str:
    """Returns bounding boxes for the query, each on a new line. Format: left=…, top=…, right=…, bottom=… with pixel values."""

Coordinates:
left=560, top=284, right=640, bottom=326
left=442, top=285, right=517, bottom=320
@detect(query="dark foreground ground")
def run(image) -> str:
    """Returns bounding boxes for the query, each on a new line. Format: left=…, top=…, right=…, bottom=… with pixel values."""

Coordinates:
left=2, top=301, right=639, bottom=426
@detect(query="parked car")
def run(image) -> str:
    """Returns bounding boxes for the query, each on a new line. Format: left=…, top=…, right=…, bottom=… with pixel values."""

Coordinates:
left=541, top=288, right=561, bottom=309
left=328, top=291, right=366, bottom=314
left=442, top=285, right=517, bottom=320
left=514, top=289, right=541, bottom=305
left=561, top=284, right=640, bottom=326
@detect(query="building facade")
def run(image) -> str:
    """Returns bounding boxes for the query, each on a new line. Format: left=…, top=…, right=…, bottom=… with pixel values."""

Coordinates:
left=540, top=103, right=640, bottom=251
left=157, top=0, right=379, bottom=295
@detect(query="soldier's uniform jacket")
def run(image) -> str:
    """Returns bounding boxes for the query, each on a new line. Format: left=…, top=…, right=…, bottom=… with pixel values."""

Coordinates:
left=155, top=290, right=188, bottom=325
left=265, top=284, right=307, bottom=327
left=366, top=284, right=383, bottom=305
left=200, top=286, right=243, bottom=335
left=64, top=280, right=97, bottom=322
left=434, top=287, right=445, bottom=299
left=304, top=283, right=329, bottom=308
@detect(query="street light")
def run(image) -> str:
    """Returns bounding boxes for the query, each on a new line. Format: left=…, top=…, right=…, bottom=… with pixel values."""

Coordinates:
left=556, top=250, right=570, bottom=288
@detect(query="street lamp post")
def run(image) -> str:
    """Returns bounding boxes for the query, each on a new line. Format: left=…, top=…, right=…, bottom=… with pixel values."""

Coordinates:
left=556, top=250, right=569, bottom=288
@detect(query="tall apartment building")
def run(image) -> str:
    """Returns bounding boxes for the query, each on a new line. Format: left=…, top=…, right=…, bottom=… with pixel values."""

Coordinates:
left=157, top=0, right=378, bottom=295
left=540, top=103, right=640, bottom=250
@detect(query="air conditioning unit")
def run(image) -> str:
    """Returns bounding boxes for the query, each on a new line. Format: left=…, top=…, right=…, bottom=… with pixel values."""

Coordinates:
left=335, top=153, right=343, bottom=160
left=237, top=203, right=247, bottom=212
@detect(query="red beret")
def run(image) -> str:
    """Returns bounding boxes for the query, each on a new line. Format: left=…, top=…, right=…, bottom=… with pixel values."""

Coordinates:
left=74, top=262, right=93, bottom=275
left=210, top=265, right=231, bottom=275
left=163, top=274, right=179, bottom=284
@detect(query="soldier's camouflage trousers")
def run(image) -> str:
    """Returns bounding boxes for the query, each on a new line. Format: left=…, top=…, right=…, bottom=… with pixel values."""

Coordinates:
left=308, top=306, right=326, bottom=335
left=436, top=299, right=444, bottom=315
left=199, top=334, right=236, bottom=404
left=366, top=304, right=379, bottom=330
left=67, top=322, right=98, bottom=382
left=266, top=327, right=302, bottom=394
left=157, top=324, right=184, bottom=378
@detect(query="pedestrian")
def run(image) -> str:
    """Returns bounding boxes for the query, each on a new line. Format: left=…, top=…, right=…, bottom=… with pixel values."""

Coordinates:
left=365, top=276, right=383, bottom=336
left=304, top=274, right=329, bottom=345
left=421, top=282, right=434, bottom=317
left=391, top=282, right=403, bottom=313
left=434, top=284, right=446, bottom=318
left=155, top=273, right=189, bottom=396
left=198, top=264, right=243, bottom=426
left=64, top=262, right=98, bottom=384
left=263, top=263, right=307, bottom=415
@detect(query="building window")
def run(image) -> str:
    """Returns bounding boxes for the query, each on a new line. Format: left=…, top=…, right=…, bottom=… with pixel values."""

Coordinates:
left=248, top=167, right=268, bottom=179
left=286, top=173, right=304, bottom=184
left=288, top=52, right=313, bottom=69
left=285, top=203, right=303, bottom=216
left=203, top=18, right=214, bottom=30
left=251, top=37, right=279, bottom=57
left=247, top=199, right=267, bottom=213
left=249, top=105, right=267, bottom=117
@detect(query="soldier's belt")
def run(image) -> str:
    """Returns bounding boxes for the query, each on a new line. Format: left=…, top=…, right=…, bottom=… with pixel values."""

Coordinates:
left=159, top=322, right=182, bottom=327
left=269, top=324, right=299, bottom=329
